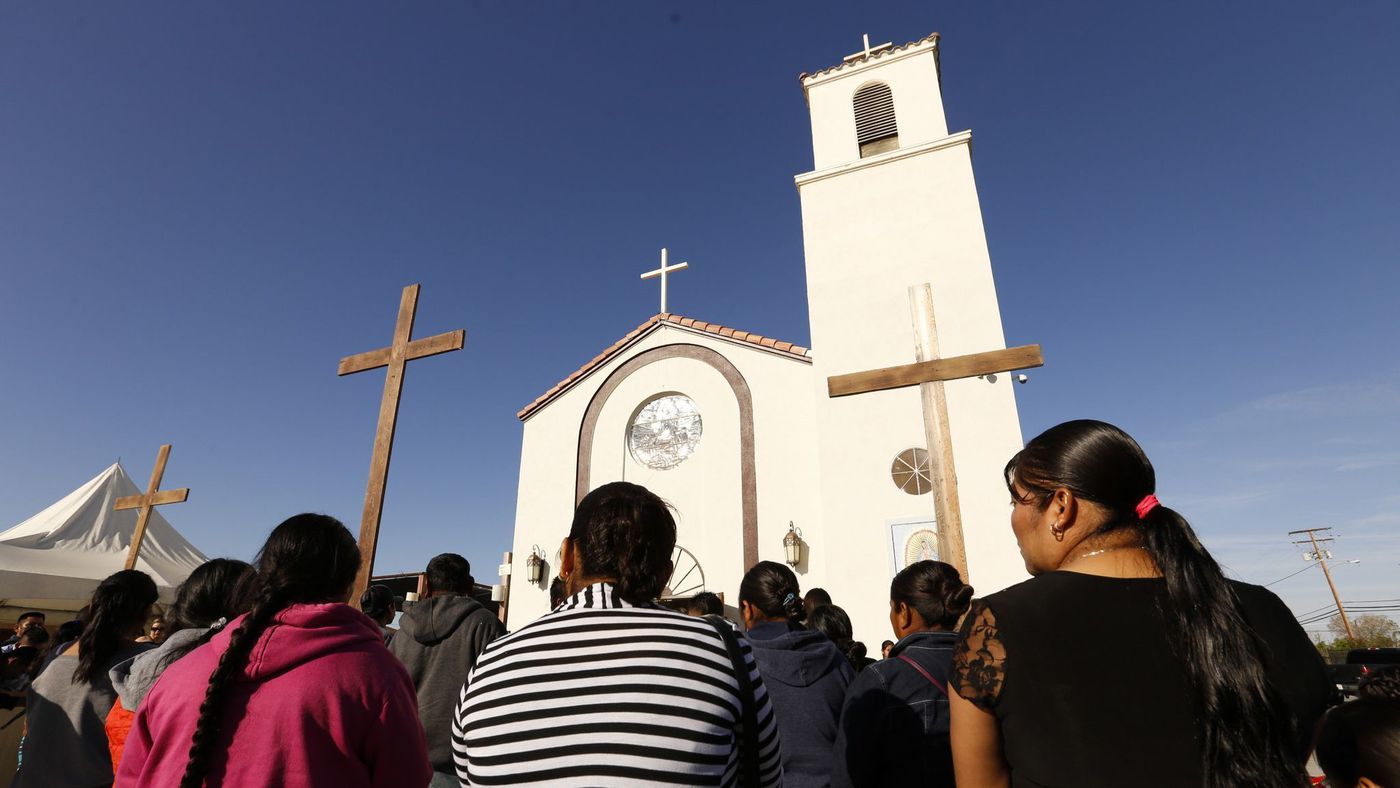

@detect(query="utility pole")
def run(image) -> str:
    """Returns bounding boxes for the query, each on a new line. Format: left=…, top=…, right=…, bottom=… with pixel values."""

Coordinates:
left=1289, top=527, right=1354, bottom=641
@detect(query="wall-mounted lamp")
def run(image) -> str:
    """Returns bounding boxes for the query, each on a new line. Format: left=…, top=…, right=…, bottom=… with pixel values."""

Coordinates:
left=783, top=522, right=804, bottom=567
left=526, top=545, right=545, bottom=585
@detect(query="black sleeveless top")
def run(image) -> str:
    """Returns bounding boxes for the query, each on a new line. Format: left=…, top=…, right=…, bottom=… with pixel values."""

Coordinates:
left=952, top=572, right=1332, bottom=788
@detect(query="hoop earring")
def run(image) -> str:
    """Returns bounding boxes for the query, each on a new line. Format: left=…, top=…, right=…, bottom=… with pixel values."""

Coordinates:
left=1050, top=524, right=1065, bottom=542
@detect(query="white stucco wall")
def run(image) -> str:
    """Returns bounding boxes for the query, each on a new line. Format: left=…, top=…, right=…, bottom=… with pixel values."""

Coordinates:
left=505, top=324, right=821, bottom=628
left=797, top=50, right=1031, bottom=646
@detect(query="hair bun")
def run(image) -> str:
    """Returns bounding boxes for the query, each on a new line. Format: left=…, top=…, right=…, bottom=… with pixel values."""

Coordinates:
left=951, top=585, right=975, bottom=615
left=782, top=591, right=806, bottom=624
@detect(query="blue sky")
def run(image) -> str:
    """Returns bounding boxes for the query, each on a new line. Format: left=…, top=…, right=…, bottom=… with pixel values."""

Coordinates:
left=2, top=2, right=1396, bottom=636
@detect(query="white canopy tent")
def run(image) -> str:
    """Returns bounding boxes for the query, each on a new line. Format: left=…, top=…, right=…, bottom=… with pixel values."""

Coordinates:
left=0, top=462, right=208, bottom=616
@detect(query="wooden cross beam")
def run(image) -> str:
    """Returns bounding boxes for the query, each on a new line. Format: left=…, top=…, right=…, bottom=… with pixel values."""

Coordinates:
left=339, top=284, right=464, bottom=601
left=114, top=444, right=190, bottom=571
left=826, top=284, right=1044, bottom=580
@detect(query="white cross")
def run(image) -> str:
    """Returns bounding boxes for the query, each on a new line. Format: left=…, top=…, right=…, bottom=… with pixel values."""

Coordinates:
left=843, top=33, right=894, bottom=63
left=639, top=247, right=689, bottom=314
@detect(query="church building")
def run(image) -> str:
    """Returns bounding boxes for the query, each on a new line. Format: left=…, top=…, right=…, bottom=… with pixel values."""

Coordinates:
left=505, top=34, right=1031, bottom=643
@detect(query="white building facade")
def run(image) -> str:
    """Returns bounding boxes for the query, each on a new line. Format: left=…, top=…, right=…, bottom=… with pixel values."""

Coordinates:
left=505, top=35, right=1031, bottom=644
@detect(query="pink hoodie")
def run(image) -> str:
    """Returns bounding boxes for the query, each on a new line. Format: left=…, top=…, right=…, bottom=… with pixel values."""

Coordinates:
left=116, top=603, right=431, bottom=788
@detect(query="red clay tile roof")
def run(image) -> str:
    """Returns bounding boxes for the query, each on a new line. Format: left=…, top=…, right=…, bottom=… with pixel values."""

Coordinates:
left=517, top=313, right=811, bottom=421
left=799, top=32, right=940, bottom=85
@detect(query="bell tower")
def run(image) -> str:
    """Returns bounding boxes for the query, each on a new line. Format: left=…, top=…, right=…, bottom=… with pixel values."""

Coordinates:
left=796, top=34, right=1030, bottom=640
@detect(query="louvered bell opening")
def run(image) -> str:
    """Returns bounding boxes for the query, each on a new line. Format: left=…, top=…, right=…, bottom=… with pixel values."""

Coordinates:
left=854, top=82, right=898, bottom=158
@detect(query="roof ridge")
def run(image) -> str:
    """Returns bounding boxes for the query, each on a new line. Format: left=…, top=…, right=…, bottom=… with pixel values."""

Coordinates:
left=517, top=313, right=809, bottom=421
left=799, top=32, right=940, bottom=83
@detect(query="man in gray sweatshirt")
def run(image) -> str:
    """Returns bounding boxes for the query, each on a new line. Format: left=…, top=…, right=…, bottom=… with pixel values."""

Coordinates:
left=389, top=553, right=504, bottom=787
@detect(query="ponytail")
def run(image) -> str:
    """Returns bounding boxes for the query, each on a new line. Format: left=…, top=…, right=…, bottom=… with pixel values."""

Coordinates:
left=739, top=561, right=806, bottom=625
left=1008, top=419, right=1302, bottom=788
left=178, top=514, right=360, bottom=788
left=74, top=570, right=157, bottom=685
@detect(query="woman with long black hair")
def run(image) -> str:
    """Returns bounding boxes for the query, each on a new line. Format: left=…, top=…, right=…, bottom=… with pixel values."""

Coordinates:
left=106, top=558, right=254, bottom=771
left=950, top=420, right=1332, bottom=788
left=16, top=569, right=157, bottom=788
left=118, top=514, right=430, bottom=788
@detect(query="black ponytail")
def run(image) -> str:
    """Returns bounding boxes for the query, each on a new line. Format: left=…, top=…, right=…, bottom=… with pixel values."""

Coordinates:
left=568, top=482, right=676, bottom=604
left=739, top=561, right=806, bottom=624
left=73, top=569, right=157, bottom=685
left=178, top=514, right=360, bottom=788
left=162, top=558, right=255, bottom=665
left=1008, top=419, right=1302, bottom=788
left=808, top=604, right=868, bottom=670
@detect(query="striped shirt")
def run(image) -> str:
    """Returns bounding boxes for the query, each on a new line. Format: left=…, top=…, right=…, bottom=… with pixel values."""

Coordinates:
left=452, top=582, right=783, bottom=787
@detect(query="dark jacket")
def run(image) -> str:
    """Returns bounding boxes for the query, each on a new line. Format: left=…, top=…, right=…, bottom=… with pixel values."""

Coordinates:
left=389, top=593, right=504, bottom=774
left=747, top=620, right=854, bottom=787
left=832, top=630, right=957, bottom=788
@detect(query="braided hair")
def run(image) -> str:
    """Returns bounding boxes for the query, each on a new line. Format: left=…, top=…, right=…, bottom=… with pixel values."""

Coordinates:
left=73, top=569, right=157, bottom=685
left=178, top=514, right=360, bottom=788
left=738, top=561, right=806, bottom=625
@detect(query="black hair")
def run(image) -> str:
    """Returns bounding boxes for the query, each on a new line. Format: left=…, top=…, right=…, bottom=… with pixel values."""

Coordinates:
left=18, top=627, right=50, bottom=648
left=803, top=587, right=833, bottom=613
left=426, top=553, right=474, bottom=595
left=808, top=604, right=867, bottom=669
left=17, top=611, right=44, bottom=624
left=890, top=560, right=973, bottom=630
left=567, top=482, right=675, bottom=603
left=1315, top=698, right=1400, bottom=788
left=160, top=558, right=256, bottom=663
left=688, top=591, right=724, bottom=617
left=169, top=559, right=256, bottom=635
left=359, top=584, right=396, bottom=622
left=548, top=576, right=566, bottom=609
left=54, top=619, right=84, bottom=647
left=1360, top=664, right=1400, bottom=702
left=73, top=569, right=157, bottom=685
left=738, top=562, right=805, bottom=624
left=1007, top=419, right=1300, bottom=788
left=179, top=514, right=360, bottom=788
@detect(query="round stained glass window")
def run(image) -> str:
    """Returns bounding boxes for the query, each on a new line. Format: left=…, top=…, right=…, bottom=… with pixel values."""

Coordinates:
left=628, top=394, right=703, bottom=470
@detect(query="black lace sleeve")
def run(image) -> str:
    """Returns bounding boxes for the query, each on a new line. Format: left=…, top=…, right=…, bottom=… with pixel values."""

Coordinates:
left=953, top=599, right=1006, bottom=711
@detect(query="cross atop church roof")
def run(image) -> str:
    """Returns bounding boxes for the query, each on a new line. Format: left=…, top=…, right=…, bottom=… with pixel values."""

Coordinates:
left=800, top=32, right=940, bottom=86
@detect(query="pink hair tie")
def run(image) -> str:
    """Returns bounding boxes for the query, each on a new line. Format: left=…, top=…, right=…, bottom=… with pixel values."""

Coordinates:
left=1135, top=494, right=1160, bottom=519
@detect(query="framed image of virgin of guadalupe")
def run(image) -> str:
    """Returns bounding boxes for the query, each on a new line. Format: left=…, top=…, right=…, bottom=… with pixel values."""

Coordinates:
left=888, top=517, right=938, bottom=577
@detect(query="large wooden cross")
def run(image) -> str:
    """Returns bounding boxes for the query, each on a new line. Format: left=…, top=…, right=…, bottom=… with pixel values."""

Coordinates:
left=115, top=444, right=190, bottom=570
left=339, top=284, right=465, bottom=599
left=826, top=284, right=1043, bottom=580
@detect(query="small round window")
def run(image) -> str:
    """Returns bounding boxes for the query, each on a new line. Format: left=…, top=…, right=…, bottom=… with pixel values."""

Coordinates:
left=628, top=394, right=703, bottom=470
left=891, top=448, right=932, bottom=495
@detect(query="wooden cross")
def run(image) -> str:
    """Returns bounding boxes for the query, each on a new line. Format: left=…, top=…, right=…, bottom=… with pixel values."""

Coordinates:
left=640, top=247, right=689, bottom=314
left=114, top=444, right=190, bottom=571
left=843, top=33, right=894, bottom=63
left=339, top=284, right=465, bottom=600
left=826, top=284, right=1044, bottom=580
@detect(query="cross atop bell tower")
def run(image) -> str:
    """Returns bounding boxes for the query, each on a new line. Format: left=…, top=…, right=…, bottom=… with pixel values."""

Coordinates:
left=800, top=33, right=947, bottom=170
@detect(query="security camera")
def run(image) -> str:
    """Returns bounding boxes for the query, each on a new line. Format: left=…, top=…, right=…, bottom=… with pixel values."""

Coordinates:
left=1016, top=374, right=1029, bottom=384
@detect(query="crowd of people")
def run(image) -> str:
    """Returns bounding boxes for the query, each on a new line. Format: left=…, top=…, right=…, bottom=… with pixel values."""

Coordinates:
left=4, top=419, right=1398, bottom=786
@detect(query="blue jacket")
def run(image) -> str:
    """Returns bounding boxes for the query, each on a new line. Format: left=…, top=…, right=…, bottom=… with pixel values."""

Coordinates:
left=747, top=621, right=854, bottom=788
left=832, top=630, right=957, bottom=788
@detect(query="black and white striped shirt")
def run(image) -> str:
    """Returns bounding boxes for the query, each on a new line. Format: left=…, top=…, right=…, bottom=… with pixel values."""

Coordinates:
left=451, top=582, right=783, bottom=786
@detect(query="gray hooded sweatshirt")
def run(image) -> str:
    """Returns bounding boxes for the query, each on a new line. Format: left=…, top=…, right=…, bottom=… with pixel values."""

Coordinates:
left=109, top=627, right=210, bottom=710
left=388, top=594, right=503, bottom=774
